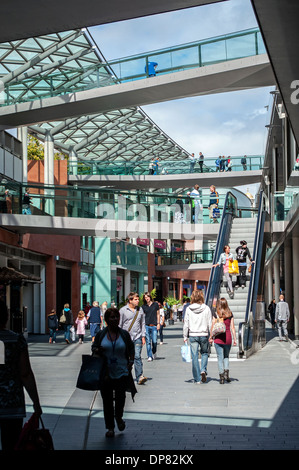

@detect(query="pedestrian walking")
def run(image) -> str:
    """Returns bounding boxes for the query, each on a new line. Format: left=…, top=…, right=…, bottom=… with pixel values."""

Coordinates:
left=275, top=294, right=290, bottom=341
left=267, top=299, right=276, bottom=329
left=22, top=187, right=32, bottom=214
left=241, top=155, right=247, bottom=170
left=209, top=298, right=237, bottom=384
left=92, top=307, right=136, bottom=438
left=189, top=184, right=202, bottom=224
left=142, top=292, right=160, bottom=361
left=209, top=185, right=219, bottom=223
left=158, top=302, right=165, bottom=344
left=75, top=310, right=88, bottom=343
left=198, top=152, right=204, bottom=173
left=87, top=301, right=102, bottom=342
left=235, top=240, right=254, bottom=289
left=189, top=153, right=196, bottom=173
left=212, top=245, right=234, bottom=298
left=183, top=290, right=212, bottom=384
left=48, top=309, right=58, bottom=343
left=119, top=292, right=147, bottom=385
left=145, top=61, right=158, bottom=77
left=60, top=303, right=74, bottom=344
left=0, top=301, right=42, bottom=450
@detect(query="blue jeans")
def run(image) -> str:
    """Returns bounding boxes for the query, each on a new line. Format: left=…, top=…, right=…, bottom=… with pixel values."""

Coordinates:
left=189, top=336, right=209, bottom=382
left=214, top=343, right=231, bottom=374
left=49, top=328, right=57, bottom=342
left=145, top=325, right=158, bottom=358
left=134, top=337, right=144, bottom=381
left=63, top=324, right=71, bottom=342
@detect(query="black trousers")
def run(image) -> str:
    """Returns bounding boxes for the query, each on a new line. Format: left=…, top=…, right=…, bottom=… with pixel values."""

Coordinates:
left=0, top=418, right=23, bottom=450
left=236, top=265, right=247, bottom=286
left=100, top=376, right=127, bottom=430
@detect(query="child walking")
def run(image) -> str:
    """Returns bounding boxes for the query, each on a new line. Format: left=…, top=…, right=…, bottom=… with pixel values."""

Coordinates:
left=75, top=310, right=88, bottom=343
left=48, top=309, right=59, bottom=343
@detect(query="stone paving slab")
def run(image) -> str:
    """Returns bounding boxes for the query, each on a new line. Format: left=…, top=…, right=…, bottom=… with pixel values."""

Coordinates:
left=19, top=323, right=299, bottom=453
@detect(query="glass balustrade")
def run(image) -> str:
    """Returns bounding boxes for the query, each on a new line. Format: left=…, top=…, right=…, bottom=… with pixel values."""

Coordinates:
left=1, top=28, right=266, bottom=107
left=68, top=155, right=264, bottom=176
left=273, top=189, right=299, bottom=221
left=157, top=250, right=215, bottom=265
left=111, top=240, right=148, bottom=271
left=0, top=181, right=257, bottom=224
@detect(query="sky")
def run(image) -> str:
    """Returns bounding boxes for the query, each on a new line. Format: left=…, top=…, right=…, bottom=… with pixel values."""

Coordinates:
left=89, top=0, right=275, bottom=195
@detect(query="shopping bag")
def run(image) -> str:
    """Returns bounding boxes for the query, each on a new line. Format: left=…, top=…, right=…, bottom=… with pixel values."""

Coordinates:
left=15, top=413, right=54, bottom=451
left=228, top=259, right=239, bottom=274
left=181, top=344, right=191, bottom=362
left=76, top=354, right=107, bottom=391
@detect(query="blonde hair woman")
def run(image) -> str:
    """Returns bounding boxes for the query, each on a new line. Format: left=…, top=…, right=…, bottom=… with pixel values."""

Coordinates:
left=209, top=298, right=237, bottom=384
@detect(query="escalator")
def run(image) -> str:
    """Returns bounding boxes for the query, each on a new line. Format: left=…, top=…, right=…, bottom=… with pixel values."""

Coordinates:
left=206, top=190, right=269, bottom=358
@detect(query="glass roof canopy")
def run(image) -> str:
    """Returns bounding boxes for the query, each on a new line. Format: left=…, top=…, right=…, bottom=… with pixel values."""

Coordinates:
left=0, top=28, right=190, bottom=165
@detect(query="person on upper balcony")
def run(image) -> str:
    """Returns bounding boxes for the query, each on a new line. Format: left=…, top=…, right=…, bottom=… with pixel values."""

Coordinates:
left=209, top=185, right=219, bottom=224
left=145, top=61, right=158, bottom=77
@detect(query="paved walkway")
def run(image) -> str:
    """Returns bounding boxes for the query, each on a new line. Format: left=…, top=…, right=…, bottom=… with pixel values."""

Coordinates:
left=23, top=322, right=299, bottom=453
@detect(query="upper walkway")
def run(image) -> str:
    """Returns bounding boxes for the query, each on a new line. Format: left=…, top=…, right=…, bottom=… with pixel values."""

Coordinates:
left=0, top=28, right=274, bottom=127
left=21, top=324, right=299, bottom=452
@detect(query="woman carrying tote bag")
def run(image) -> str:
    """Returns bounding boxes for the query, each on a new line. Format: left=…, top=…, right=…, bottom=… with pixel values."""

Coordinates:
left=209, top=298, right=237, bottom=384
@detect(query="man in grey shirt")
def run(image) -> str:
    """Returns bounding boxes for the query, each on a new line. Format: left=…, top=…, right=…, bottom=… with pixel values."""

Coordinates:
left=275, top=294, right=290, bottom=341
left=119, top=292, right=147, bottom=385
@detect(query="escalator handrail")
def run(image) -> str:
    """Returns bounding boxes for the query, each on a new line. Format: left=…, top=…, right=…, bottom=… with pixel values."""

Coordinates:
left=206, top=191, right=237, bottom=312
left=244, top=190, right=266, bottom=323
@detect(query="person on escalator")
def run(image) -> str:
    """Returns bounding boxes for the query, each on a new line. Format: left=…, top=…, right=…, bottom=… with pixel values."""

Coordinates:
left=212, top=245, right=234, bottom=299
left=235, top=240, right=255, bottom=289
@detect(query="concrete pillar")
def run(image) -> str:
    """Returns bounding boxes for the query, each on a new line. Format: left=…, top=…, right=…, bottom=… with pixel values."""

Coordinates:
left=124, top=270, right=130, bottom=297
left=44, top=131, right=55, bottom=215
left=267, top=262, right=273, bottom=306
left=69, top=149, right=78, bottom=176
left=94, top=237, right=112, bottom=306
left=71, top=261, right=80, bottom=320
left=293, top=237, right=299, bottom=339
left=273, top=253, right=280, bottom=302
left=17, top=127, right=28, bottom=183
left=45, top=256, right=56, bottom=319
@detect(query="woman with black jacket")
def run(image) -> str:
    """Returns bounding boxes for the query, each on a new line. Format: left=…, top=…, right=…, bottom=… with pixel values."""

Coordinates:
left=92, top=307, right=136, bottom=438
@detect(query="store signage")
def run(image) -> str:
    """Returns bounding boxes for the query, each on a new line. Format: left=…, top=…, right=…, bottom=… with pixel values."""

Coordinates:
left=137, top=238, right=150, bottom=246
left=154, top=239, right=166, bottom=249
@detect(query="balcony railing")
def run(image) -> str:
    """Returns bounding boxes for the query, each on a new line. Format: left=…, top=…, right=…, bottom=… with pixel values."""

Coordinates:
left=0, top=181, right=257, bottom=224
left=68, top=155, right=264, bottom=176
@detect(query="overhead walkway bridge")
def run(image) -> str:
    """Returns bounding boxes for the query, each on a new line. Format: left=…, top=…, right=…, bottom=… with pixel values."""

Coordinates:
left=0, top=181, right=256, bottom=239
left=68, top=155, right=264, bottom=189
left=0, top=28, right=274, bottom=127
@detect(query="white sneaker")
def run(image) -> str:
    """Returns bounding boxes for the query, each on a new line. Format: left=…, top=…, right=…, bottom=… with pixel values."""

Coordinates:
left=147, top=357, right=153, bottom=362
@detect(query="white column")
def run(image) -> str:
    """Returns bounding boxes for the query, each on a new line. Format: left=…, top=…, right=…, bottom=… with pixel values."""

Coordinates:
left=293, top=237, right=299, bottom=339
left=69, top=148, right=77, bottom=176
left=44, top=131, right=55, bottom=215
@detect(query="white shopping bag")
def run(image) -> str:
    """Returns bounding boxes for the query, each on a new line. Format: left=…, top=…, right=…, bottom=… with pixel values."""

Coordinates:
left=181, top=344, right=191, bottom=362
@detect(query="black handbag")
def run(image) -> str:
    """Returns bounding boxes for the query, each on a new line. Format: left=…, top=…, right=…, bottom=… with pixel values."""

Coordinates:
left=76, top=354, right=106, bottom=391
left=15, top=414, right=54, bottom=451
